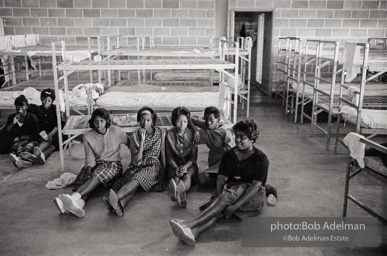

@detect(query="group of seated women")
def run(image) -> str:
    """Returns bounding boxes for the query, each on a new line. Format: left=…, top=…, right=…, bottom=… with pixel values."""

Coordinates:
left=0, top=98, right=275, bottom=245
left=50, top=105, right=275, bottom=245
left=0, top=89, right=60, bottom=168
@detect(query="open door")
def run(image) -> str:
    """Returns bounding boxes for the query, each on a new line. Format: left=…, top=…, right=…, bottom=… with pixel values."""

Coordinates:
left=229, top=9, right=273, bottom=96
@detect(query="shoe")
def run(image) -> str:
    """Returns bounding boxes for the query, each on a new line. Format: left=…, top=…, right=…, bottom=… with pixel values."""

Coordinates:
left=267, top=194, right=277, bottom=205
left=60, top=194, right=85, bottom=218
left=177, top=181, right=187, bottom=208
left=34, top=147, right=45, bottom=165
left=109, top=189, right=124, bottom=217
left=170, top=219, right=195, bottom=245
left=15, top=159, right=32, bottom=168
left=102, top=196, right=114, bottom=212
left=54, top=196, right=65, bottom=214
left=169, top=179, right=177, bottom=202
left=9, top=153, right=19, bottom=162
left=19, top=152, right=38, bottom=164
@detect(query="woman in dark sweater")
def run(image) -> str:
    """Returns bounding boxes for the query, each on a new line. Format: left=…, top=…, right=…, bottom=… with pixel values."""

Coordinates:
left=0, top=95, right=40, bottom=168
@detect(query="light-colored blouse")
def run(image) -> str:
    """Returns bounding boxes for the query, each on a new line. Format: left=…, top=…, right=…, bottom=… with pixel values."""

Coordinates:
left=83, top=125, right=130, bottom=167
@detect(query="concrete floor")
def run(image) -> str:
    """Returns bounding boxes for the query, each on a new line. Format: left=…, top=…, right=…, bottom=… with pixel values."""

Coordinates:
left=1, top=87, right=386, bottom=255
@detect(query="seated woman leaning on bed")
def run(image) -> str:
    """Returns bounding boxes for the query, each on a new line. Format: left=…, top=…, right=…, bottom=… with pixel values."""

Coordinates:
left=54, top=108, right=131, bottom=218
left=104, top=106, right=167, bottom=217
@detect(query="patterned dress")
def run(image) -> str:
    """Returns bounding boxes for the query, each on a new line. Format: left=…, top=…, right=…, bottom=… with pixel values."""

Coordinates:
left=113, top=126, right=166, bottom=192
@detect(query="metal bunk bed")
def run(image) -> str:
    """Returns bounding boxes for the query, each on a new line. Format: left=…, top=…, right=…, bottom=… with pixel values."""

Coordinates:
left=53, top=40, right=240, bottom=172
left=342, top=136, right=387, bottom=225
left=283, top=37, right=303, bottom=123
left=97, top=36, right=252, bottom=117
left=303, top=40, right=341, bottom=151
left=334, top=41, right=387, bottom=153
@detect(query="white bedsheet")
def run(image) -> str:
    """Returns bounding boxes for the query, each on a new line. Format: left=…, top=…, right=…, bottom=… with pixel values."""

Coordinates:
left=96, top=91, right=219, bottom=110
left=340, top=105, right=387, bottom=129
left=0, top=88, right=88, bottom=109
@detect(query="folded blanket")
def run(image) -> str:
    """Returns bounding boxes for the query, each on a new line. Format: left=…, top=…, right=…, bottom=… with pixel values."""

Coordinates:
left=343, top=132, right=365, bottom=168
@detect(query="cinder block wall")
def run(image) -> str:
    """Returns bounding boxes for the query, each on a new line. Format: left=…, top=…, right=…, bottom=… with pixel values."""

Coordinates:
left=1, top=0, right=215, bottom=46
left=229, top=0, right=387, bottom=90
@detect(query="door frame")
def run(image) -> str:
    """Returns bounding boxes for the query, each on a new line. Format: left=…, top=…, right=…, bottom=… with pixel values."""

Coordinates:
left=228, top=8, right=275, bottom=96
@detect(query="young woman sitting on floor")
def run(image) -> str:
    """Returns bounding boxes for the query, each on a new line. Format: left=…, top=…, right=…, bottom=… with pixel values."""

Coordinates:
left=0, top=95, right=40, bottom=168
left=105, top=106, right=166, bottom=217
left=54, top=108, right=130, bottom=217
left=169, top=119, right=269, bottom=245
left=191, top=106, right=235, bottom=189
left=166, top=106, right=199, bottom=208
left=19, top=89, right=60, bottom=165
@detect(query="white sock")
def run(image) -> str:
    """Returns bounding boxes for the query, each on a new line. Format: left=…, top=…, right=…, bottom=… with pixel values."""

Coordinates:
left=77, top=199, right=85, bottom=209
left=71, top=192, right=81, bottom=201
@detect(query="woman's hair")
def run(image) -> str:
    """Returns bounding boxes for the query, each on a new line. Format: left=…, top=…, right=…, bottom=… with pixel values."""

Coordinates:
left=88, top=108, right=111, bottom=129
left=204, top=106, right=220, bottom=119
left=41, top=88, right=55, bottom=102
left=14, top=95, right=29, bottom=107
left=137, top=106, right=157, bottom=125
left=171, top=106, right=191, bottom=126
left=232, top=119, right=259, bottom=143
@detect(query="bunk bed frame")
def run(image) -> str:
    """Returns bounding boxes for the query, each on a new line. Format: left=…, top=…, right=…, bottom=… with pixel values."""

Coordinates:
left=334, top=41, right=387, bottom=153
left=342, top=136, right=387, bottom=225
left=53, top=40, right=241, bottom=172
left=97, top=35, right=252, bottom=117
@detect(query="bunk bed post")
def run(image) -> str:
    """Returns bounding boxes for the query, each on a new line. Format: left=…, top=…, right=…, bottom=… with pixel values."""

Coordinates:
left=325, top=41, right=340, bottom=150
left=24, top=56, right=29, bottom=81
left=293, top=38, right=302, bottom=123
left=61, top=41, right=70, bottom=119
left=334, top=44, right=349, bottom=154
left=52, top=42, right=64, bottom=173
left=97, top=36, right=102, bottom=83
left=356, top=43, right=369, bottom=134
left=88, top=37, right=93, bottom=83
left=310, top=41, right=321, bottom=136
left=300, top=40, right=308, bottom=124
left=233, top=41, right=239, bottom=124
left=246, top=38, right=252, bottom=118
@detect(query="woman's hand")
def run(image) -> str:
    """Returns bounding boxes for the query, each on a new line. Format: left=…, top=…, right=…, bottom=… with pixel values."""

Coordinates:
left=175, top=166, right=182, bottom=177
left=139, top=128, right=147, bottom=143
left=193, top=130, right=200, bottom=146
left=13, top=114, right=21, bottom=124
left=223, top=205, right=238, bottom=219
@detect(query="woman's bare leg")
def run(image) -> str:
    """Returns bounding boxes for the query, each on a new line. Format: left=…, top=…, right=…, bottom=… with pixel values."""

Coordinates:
left=117, top=179, right=140, bottom=207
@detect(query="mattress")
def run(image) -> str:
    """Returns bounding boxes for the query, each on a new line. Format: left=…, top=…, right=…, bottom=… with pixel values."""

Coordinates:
left=0, top=88, right=89, bottom=109
left=96, top=91, right=219, bottom=110
left=340, top=105, right=387, bottom=129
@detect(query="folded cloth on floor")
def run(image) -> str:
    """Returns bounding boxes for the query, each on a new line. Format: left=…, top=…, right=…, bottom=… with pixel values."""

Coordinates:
left=343, top=132, right=365, bottom=168
left=45, top=172, right=77, bottom=190
left=343, top=42, right=361, bottom=83
left=346, top=86, right=360, bottom=106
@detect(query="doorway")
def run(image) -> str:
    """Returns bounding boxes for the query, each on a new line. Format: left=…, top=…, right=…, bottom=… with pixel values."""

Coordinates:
left=229, top=9, right=273, bottom=96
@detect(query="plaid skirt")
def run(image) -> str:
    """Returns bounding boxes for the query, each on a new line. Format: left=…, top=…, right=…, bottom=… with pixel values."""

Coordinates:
left=11, top=140, right=39, bottom=156
left=112, top=163, right=167, bottom=192
left=72, top=161, right=123, bottom=192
